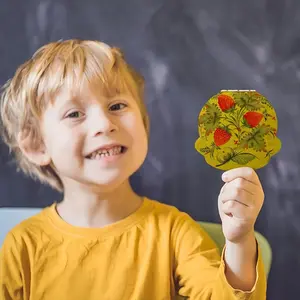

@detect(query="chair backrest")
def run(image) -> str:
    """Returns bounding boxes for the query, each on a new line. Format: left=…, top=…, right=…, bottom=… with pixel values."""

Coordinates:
left=0, top=207, right=42, bottom=246
left=198, top=221, right=272, bottom=277
left=0, top=208, right=272, bottom=278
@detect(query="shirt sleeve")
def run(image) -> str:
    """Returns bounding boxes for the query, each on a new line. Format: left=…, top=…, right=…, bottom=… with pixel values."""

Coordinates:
left=0, top=231, right=27, bottom=300
left=172, top=212, right=267, bottom=300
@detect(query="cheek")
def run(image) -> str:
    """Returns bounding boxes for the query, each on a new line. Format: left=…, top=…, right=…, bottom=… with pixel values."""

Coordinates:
left=131, top=119, right=148, bottom=154
left=125, top=114, right=147, bottom=139
left=124, top=110, right=147, bottom=133
left=44, top=127, right=84, bottom=158
left=41, top=112, right=85, bottom=163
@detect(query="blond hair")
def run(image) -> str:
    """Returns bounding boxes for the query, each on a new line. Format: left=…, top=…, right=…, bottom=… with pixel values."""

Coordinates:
left=0, top=39, right=149, bottom=192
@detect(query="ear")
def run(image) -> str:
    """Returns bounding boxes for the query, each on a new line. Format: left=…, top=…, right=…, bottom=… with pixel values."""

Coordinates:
left=17, top=131, right=51, bottom=166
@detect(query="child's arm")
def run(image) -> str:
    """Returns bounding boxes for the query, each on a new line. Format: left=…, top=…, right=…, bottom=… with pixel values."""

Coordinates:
left=173, top=167, right=266, bottom=299
left=173, top=216, right=266, bottom=300
left=219, top=167, right=265, bottom=291
left=224, top=232, right=258, bottom=291
left=0, top=231, right=25, bottom=300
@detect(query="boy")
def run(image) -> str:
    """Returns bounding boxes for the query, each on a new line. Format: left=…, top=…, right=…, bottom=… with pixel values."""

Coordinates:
left=0, top=39, right=266, bottom=299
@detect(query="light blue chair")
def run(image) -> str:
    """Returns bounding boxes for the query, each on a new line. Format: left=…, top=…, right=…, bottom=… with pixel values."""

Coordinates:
left=0, top=207, right=42, bottom=246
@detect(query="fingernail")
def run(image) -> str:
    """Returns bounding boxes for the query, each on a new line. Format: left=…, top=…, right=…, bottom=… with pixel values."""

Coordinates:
left=222, top=172, right=228, bottom=180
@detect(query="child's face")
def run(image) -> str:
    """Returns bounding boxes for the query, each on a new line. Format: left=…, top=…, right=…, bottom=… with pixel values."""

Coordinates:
left=40, top=84, right=148, bottom=191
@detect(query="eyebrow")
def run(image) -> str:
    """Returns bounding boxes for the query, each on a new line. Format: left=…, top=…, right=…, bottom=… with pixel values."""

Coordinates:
left=109, top=94, right=134, bottom=101
left=56, top=96, right=81, bottom=114
left=59, top=97, right=78, bottom=106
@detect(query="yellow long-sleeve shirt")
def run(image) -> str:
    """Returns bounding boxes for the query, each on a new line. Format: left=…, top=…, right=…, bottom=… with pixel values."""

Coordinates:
left=0, top=198, right=266, bottom=300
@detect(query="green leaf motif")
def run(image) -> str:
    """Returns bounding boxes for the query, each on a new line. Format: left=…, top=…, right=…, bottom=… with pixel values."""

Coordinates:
left=260, top=97, right=273, bottom=109
left=240, top=127, right=266, bottom=151
left=199, top=103, right=221, bottom=135
left=231, top=153, right=256, bottom=165
left=257, top=125, right=276, bottom=136
left=199, top=147, right=211, bottom=154
left=235, top=94, right=262, bottom=111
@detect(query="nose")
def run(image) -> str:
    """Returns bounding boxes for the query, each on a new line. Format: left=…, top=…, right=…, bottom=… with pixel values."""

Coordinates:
left=88, top=108, right=118, bottom=136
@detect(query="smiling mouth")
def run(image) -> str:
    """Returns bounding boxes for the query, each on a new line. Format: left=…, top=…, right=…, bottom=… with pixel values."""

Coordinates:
left=86, top=146, right=127, bottom=160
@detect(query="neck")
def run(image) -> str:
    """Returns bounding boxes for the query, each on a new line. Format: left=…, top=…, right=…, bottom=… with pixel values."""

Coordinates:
left=56, top=180, right=143, bottom=228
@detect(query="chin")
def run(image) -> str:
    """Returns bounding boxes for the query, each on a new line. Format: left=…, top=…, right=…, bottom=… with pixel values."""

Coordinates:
left=89, top=180, right=128, bottom=194
left=65, top=156, right=146, bottom=191
left=89, top=172, right=132, bottom=190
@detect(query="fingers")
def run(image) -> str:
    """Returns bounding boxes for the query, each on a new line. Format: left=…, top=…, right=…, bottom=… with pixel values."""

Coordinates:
left=219, top=186, right=254, bottom=207
left=221, top=200, right=253, bottom=219
left=225, top=177, right=257, bottom=195
left=218, top=175, right=265, bottom=218
left=222, top=167, right=261, bottom=187
left=220, top=177, right=263, bottom=203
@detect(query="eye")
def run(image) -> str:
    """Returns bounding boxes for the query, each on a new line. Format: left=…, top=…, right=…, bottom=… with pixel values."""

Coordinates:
left=66, top=111, right=84, bottom=118
left=109, top=103, right=127, bottom=111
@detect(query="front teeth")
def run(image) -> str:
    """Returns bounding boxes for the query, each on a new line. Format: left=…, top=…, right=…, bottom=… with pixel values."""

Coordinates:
left=90, top=146, right=122, bottom=159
